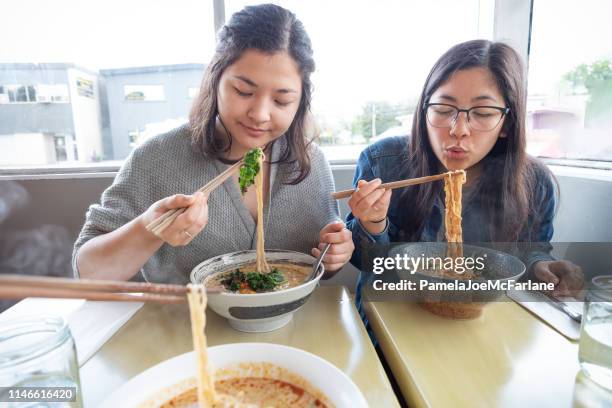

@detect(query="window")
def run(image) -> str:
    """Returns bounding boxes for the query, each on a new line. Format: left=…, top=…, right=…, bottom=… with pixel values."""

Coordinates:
left=3, top=0, right=609, bottom=169
left=128, top=129, right=141, bottom=147
left=12, top=85, right=27, bottom=102
left=54, top=135, right=68, bottom=161
left=0, top=0, right=215, bottom=169
left=124, top=85, right=165, bottom=102
left=36, top=84, right=69, bottom=103
left=226, top=0, right=492, bottom=162
left=0, top=84, right=68, bottom=104
left=2, top=84, right=37, bottom=103
left=528, top=0, right=612, bottom=162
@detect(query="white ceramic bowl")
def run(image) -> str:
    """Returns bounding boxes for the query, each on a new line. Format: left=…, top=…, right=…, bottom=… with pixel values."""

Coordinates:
left=99, top=343, right=368, bottom=408
left=190, top=249, right=324, bottom=332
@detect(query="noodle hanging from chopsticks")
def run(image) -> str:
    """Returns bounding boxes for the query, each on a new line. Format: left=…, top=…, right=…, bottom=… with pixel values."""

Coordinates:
left=187, top=284, right=215, bottom=407
left=255, top=152, right=270, bottom=273
left=443, top=170, right=466, bottom=258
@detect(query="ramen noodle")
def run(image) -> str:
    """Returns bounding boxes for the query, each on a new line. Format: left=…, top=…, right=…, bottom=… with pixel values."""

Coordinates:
left=443, top=170, right=466, bottom=259
left=416, top=170, right=470, bottom=281
left=419, top=170, right=481, bottom=318
left=186, top=284, right=215, bottom=407
left=439, top=170, right=472, bottom=279
left=177, top=283, right=331, bottom=407
left=255, top=152, right=271, bottom=273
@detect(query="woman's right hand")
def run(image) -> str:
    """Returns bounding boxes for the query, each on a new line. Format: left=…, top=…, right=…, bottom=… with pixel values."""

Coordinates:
left=347, top=178, right=392, bottom=234
left=140, top=192, right=209, bottom=247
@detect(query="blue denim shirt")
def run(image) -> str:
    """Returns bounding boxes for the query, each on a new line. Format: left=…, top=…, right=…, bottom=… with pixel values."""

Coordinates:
left=346, top=136, right=556, bottom=306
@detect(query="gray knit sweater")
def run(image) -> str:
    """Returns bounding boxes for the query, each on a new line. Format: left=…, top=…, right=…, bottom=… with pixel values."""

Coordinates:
left=72, top=125, right=339, bottom=284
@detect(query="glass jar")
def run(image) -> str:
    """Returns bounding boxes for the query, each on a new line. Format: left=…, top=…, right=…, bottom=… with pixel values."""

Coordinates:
left=578, top=275, right=612, bottom=390
left=0, top=315, right=82, bottom=407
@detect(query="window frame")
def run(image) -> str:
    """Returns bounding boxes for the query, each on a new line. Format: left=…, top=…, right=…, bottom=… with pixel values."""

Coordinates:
left=123, top=84, right=166, bottom=102
left=1, top=84, right=37, bottom=104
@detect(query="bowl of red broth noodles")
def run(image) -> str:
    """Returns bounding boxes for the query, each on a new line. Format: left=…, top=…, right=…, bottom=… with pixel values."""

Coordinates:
left=99, top=343, right=367, bottom=408
left=190, top=249, right=324, bottom=332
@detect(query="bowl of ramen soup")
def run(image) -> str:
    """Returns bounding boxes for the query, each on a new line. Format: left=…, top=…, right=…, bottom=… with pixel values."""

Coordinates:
left=99, top=343, right=368, bottom=408
left=190, top=249, right=323, bottom=332
left=389, top=242, right=526, bottom=319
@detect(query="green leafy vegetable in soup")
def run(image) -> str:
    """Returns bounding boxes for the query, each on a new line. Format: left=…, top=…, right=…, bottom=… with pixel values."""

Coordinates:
left=247, top=269, right=285, bottom=291
left=220, top=268, right=285, bottom=293
left=239, top=148, right=263, bottom=194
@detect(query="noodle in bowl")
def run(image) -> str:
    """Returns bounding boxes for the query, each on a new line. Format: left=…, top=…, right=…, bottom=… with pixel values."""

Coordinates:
left=99, top=343, right=368, bottom=408
left=390, top=242, right=526, bottom=319
left=190, top=250, right=324, bottom=332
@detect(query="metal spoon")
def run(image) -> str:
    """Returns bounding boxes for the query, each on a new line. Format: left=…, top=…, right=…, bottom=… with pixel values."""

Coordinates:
left=308, top=243, right=332, bottom=281
left=544, top=293, right=582, bottom=323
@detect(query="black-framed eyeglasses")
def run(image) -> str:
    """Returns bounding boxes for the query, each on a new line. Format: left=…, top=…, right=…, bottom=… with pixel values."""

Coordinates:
left=424, top=103, right=510, bottom=132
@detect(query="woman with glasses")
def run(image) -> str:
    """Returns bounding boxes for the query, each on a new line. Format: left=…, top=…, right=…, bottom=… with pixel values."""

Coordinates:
left=346, top=40, right=581, bottom=307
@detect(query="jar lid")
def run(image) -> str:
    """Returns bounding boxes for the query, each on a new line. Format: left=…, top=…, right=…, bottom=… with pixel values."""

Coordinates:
left=589, top=275, right=612, bottom=302
left=0, top=315, right=70, bottom=369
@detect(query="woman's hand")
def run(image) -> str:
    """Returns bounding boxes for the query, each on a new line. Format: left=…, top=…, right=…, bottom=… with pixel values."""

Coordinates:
left=311, top=221, right=354, bottom=277
left=347, top=178, right=392, bottom=234
left=140, top=192, right=209, bottom=247
left=532, top=260, right=584, bottom=297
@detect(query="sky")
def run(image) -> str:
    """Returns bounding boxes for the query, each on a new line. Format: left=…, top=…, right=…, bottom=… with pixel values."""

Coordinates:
left=2, top=0, right=611, bottom=121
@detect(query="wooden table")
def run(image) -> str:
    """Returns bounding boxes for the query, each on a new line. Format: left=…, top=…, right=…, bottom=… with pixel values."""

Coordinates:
left=80, top=286, right=399, bottom=407
left=364, top=297, right=584, bottom=408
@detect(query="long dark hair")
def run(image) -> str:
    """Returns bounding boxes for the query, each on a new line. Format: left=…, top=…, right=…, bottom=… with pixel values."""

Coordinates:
left=189, top=4, right=315, bottom=184
left=399, top=39, right=551, bottom=241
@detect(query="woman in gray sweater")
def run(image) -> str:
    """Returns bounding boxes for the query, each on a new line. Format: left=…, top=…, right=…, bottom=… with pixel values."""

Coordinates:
left=73, top=4, right=354, bottom=284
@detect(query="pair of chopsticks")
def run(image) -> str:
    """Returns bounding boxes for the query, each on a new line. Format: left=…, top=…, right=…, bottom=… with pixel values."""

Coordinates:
left=0, top=274, right=215, bottom=304
left=145, top=160, right=244, bottom=236
left=331, top=170, right=463, bottom=199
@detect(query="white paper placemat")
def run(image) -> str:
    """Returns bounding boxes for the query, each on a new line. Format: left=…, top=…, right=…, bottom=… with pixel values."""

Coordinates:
left=507, top=290, right=583, bottom=341
left=0, top=298, right=143, bottom=366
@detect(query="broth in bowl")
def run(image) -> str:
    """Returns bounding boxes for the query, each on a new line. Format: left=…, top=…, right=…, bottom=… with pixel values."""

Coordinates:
left=204, top=262, right=310, bottom=294
left=101, top=343, right=369, bottom=408
left=156, top=362, right=332, bottom=408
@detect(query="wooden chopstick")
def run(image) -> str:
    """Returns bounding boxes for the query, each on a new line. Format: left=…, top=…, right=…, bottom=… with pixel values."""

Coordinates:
left=0, top=286, right=186, bottom=304
left=145, top=160, right=244, bottom=235
left=331, top=170, right=462, bottom=200
left=0, top=274, right=189, bottom=294
left=0, top=274, right=217, bottom=304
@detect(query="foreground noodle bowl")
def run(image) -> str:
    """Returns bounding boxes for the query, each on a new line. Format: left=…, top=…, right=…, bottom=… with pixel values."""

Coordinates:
left=148, top=362, right=333, bottom=408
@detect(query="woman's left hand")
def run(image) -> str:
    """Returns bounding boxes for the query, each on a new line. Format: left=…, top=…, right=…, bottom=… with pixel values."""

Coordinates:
left=312, top=221, right=354, bottom=277
left=532, top=260, right=585, bottom=297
